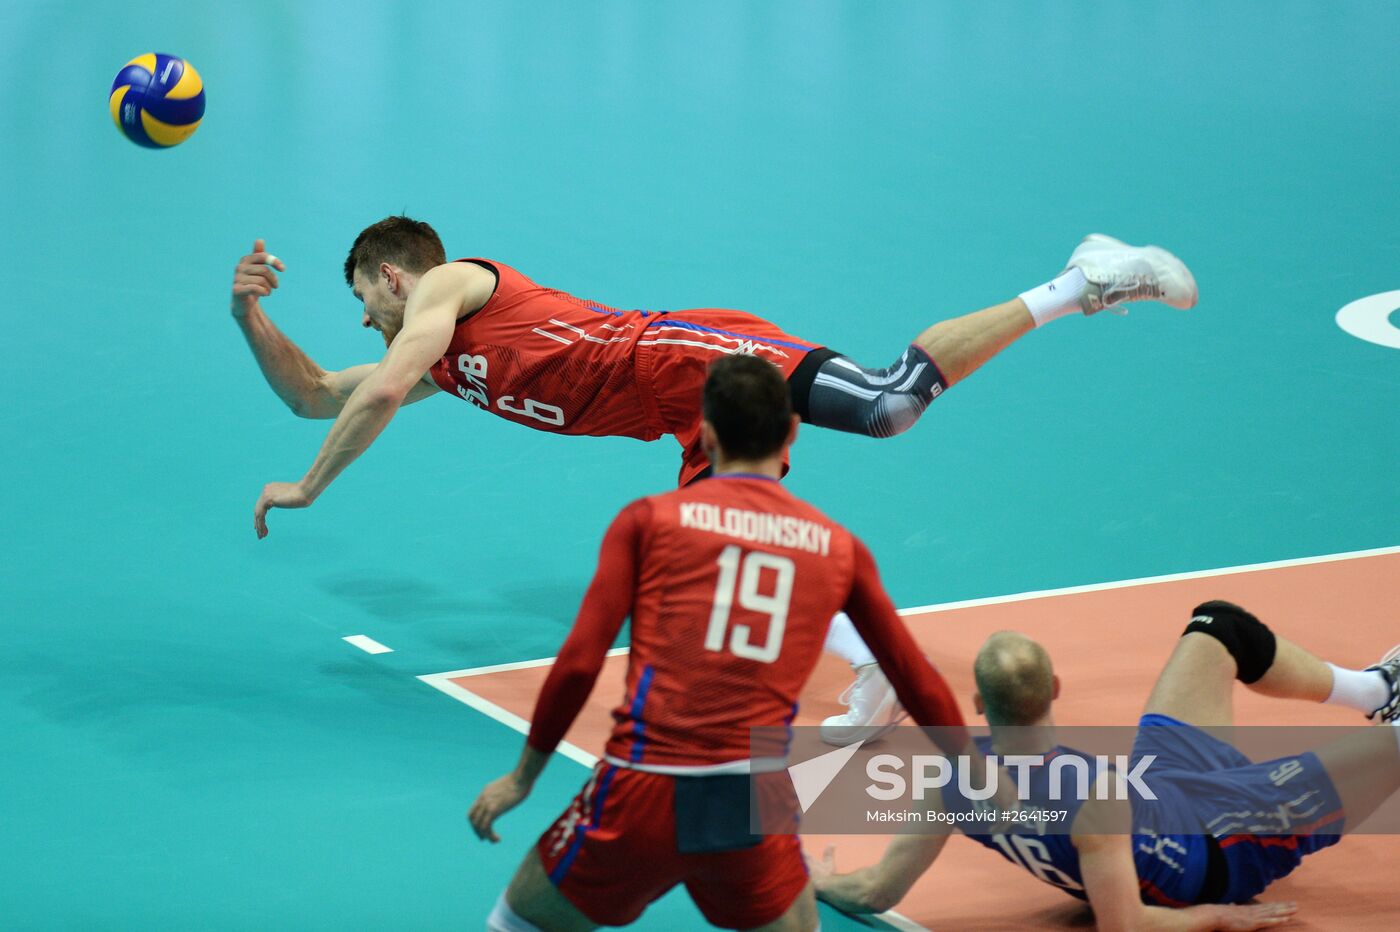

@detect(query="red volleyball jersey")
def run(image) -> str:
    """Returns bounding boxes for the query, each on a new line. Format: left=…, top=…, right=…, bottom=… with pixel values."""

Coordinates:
left=427, top=259, right=659, bottom=439
left=527, top=475, right=968, bottom=772
left=426, top=260, right=821, bottom=477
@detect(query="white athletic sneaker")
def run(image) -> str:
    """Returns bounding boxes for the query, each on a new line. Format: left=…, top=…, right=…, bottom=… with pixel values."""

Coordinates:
left=820, top=663, right=908, bottom=746
left=1366, top=645, right=1400, bottom=724
left=1065, top=233, right=1199, bottom=314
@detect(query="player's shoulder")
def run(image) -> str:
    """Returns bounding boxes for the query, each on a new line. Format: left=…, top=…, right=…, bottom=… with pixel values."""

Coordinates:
left=416, top=260, right=500, bottom=316
left=746, top=481, right=848, bottom=531
left=449, top=257, right=534, bottom=289
left=415, top=260, right=491, bottom=295
left=639, top=484, right=699, bottom=519
left=612, top=492, right=658, bottom=517
left=599, top=493, right=660, bottom=536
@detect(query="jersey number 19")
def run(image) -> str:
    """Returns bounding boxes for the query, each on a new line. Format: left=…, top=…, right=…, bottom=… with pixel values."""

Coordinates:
left=703, top=545, right=794, bottom=663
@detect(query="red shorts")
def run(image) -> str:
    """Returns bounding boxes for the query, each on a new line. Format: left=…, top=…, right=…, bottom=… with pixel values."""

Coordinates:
left=536, top=764, right=809, bottom=928
left=633, top=309, right=821, bottom=486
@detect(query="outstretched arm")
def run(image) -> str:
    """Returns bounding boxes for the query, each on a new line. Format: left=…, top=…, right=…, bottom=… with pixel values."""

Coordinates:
left=252, top=263, right=466, bottom=537
left=230, top=239, right=438, bottom=418
left=468, top=502, right=644, bottom=842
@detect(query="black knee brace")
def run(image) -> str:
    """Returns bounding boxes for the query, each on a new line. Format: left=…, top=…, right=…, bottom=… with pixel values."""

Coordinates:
left=1184, top=600, right=1277, bottom=684
left=788, top=346, right=948, bottom=439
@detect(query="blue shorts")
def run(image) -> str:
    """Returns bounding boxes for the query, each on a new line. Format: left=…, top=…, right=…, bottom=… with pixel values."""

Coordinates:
left=1133, top=714, right=1344, bottom=903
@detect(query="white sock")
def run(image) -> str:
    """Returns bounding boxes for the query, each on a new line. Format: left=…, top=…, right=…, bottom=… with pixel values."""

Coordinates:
left=824, top=612, right=877, bottom=669
left=487, top=892, right=542, bottom=932
left=1018, top=267, right=1089, bottom=327
left=1324, top=664, right=1390, bottom=715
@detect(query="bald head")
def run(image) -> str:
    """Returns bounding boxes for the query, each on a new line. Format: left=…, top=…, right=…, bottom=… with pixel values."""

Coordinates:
left=973, top=631, right=1056, bottom=726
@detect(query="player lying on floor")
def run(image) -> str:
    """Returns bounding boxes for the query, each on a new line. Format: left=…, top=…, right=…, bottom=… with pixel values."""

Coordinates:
left=467, top=355, right=979, bottom=932
left=810, top=602, right=1400, bottom=931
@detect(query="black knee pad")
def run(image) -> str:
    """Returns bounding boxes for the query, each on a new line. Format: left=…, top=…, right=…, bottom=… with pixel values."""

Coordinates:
left=1183, top=600, right=1277, bottom=684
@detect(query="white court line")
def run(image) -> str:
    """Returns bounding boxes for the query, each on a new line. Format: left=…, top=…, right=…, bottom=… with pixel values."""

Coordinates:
left=877, top=911, right=933, bottom=932
left=428, top=544, right=1400, bottom=679
left=420, top=543, right=1396, bottom=932
left=429, top=646, right=631, bottom=681
left=896, top=543, right=1400, bottom=617
left=343, top=634, right=394, bottom=654
left=417, top=665, right=613, bottom=770
left=419, top=647, right=628, bottom=769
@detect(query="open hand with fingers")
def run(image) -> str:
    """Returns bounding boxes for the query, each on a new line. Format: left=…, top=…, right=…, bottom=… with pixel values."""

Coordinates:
left=231, top=238, right=287, bottom=318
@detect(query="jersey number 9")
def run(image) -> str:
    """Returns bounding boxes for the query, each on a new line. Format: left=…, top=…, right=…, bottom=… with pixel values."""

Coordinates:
left=703, top=546, right=795, bottom=663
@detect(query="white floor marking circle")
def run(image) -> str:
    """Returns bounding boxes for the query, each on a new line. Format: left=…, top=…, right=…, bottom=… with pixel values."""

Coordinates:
left=1336, top=290, right=1400, bottom=350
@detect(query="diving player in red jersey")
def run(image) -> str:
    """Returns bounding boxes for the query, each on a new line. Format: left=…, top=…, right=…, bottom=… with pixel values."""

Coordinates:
left=236, top=216, right=1196, bottom=532
left=467, top=355, right=974, bottom=931
left=232, top=216, right=1198, bottom=738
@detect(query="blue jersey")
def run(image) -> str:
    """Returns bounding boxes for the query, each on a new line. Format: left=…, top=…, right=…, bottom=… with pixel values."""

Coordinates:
left=940, top=737, right=1214, bottom=907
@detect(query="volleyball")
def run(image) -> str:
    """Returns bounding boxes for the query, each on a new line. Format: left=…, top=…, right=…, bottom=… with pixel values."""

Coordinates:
left=109, top=53, right=205, bottom=148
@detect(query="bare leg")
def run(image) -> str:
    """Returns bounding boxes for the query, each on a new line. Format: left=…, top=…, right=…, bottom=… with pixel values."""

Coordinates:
left=744, top=882, right=820, bottom=932
left=1142, top=619, right=1400, bottom=833
left=914, top=300, right=1034, bottom=387
left=1211, top=630, right=1400, bottom=830
left=1145, top=625, right=1357, bottom=726
left=1246, top=637, right=1334, bottom=703
left=1142, top=633, right=1237, bottom=727
left=1250, top=633, right=1400, bottom=832
left=1311, top=728, right=1400, bottom=832
left=501, top=849, right=598, bottom=932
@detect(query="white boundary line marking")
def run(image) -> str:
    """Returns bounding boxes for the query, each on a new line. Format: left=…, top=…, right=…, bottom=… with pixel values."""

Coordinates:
left=343, top=634, right=394, bottom=654
left=416, top=650, right=632, bottom=768
left=895, top=543, right=1400, bottom=617
left=427, top=544, right=1400, bottom=679
left=427, top=646, right=630, bottom=682
left=419, top=544, right=1396, bottom=932
left=418, top=670, right=601, bottom=769
left=877, top=910, right=932, bottom=932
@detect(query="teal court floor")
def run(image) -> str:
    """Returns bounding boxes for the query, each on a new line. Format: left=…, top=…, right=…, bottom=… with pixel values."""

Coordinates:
left=3, top=2, right=1398, bottom=928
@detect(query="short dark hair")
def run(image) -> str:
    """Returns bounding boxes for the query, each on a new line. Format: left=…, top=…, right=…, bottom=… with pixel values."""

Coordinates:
left=973, top=632, right=1056, bottom=726
left=702, top=354, right=793, bottom=460
left=343, top=216, right=447, bottom=286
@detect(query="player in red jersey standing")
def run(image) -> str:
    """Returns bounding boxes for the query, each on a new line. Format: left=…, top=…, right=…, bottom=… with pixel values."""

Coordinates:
left=232, top=217, right=1198, bottom=738
left=466, top=354, right=973, bottom=930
